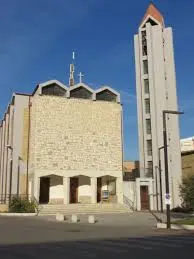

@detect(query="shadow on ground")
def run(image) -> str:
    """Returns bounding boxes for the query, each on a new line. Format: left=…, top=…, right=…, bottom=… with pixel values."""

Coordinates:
left=0, top=233, right=193, bottom=259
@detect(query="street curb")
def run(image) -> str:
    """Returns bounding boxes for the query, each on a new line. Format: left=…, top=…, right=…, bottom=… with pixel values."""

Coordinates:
left=157, top=222, right=194, bottom=230
left=0, top=213, right=37, bottom=217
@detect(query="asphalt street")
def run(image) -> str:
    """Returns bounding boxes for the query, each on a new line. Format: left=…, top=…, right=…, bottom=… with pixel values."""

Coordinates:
left=0, top=214, right=193, bottom=259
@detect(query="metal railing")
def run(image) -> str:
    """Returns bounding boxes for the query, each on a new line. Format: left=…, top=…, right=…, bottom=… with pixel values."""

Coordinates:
left=123, top=194, right=135, bottom=211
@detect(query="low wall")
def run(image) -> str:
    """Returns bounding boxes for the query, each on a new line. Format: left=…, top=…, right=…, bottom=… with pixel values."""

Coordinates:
left=0, top=204, right=9, bottom=212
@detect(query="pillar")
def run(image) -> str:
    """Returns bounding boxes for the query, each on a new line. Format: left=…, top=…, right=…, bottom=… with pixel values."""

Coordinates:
left=116, top=177, right=123, bottom=204
left=33, top=176, right=40, bottom=202
left=91, top=177, right=97, bottom=204
left=148, top=179, right=154, bottom=210
left=136, top=178, right=141, bottom=211
left=63, top=177, right=70, bottom=204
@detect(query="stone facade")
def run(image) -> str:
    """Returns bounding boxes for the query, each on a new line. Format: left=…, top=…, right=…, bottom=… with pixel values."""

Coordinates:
left=30, top=95, right=122, bottom=173
left=181, top=150, right=194, bottom=178
left=0, top=80, right=124, bottom=205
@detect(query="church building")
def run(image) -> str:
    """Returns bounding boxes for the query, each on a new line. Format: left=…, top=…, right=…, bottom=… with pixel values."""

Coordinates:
left=0, top=71, right=124, bottom=207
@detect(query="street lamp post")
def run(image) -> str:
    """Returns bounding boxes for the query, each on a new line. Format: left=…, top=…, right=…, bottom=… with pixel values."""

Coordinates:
left=163, top=110, right=184, bottom=229
left=158, top=146, right=164, bottom=213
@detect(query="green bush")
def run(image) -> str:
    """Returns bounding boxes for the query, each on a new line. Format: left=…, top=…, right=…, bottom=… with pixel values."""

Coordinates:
left=9, top=196, right=38, bottom=213
left=180, top=175, right=194, bottom=209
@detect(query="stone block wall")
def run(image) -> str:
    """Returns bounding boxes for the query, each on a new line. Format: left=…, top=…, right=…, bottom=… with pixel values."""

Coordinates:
left=29, top=96, right=122, bottom=173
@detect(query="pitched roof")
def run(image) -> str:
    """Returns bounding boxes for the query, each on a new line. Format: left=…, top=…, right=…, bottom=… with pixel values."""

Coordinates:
left=141, top=3, right=164, bottom=27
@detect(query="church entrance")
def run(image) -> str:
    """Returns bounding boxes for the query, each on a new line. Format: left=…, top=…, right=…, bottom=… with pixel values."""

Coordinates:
left=70, top=177, right=78, bottom=203
left=39, top=177, right=50, bottom=204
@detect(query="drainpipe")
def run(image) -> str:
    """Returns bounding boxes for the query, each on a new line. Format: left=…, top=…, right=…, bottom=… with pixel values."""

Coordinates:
left=26, top=96, right=31, bottom=198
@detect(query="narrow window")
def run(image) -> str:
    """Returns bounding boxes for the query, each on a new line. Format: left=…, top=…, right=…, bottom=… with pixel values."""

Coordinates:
left=142, top=30, right=147, bottom=56
left=145, top=99, right=150, bottom=114
left=147, top=161, right=153, bottom=177
left=144, top=79, right=149, bottom=94
left=146, top=119, right=151, bottom=134
left=147, top=140, right=152, bottom=156
left=143, top=60, right=148, bottom=74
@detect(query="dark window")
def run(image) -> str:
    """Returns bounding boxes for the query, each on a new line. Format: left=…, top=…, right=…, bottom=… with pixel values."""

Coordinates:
left=42, top=84, right=66, bottom=96
left=147, top=140, right=152, bottom=156
left=145, top=99, right=150, bottom=114
left=146, top=119, right=151, bottom=134
left=70, top=86, right=93, bottom=99
left=147, top=161, right=153, bottom=177
left=143, top=60, right=148, bottom=74
left=96, top=89, right=117, bottom=102
left=142, top=30, right=147, bottom=56
left=144, top=79, right=149, bottom=94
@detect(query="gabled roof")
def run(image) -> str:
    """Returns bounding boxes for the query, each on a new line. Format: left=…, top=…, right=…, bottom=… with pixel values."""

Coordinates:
left=95, top=86, right=121, bottom=103
left=33, top=80, right=68, bottom=95
left=69, top=83, right=94, bottom=93
left=140, top=3, right=164, bottom=28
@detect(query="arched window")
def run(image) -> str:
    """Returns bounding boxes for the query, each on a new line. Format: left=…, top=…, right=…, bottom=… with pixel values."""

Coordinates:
left=70, top=86, right=93, bottom=99
left=96, top=89, right=117, bottom=102
left=42, top=84, right=66, bottom=96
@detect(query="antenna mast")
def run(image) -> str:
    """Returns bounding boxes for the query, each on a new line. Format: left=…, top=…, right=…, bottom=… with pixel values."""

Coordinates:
left=69, top=51, right=75, bottom=87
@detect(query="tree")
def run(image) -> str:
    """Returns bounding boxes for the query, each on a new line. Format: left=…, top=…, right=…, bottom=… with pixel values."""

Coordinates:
left=180, top=175, right=194, bottom=209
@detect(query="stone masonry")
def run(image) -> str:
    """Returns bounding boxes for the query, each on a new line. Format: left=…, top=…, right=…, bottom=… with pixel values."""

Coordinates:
left=29, top=95, right=123, bottom=174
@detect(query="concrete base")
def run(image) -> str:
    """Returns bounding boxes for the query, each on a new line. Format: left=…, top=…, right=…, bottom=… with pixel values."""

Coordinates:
left=71, top=214, right=79, bottom=223
left=56, top=213, right=65, bottom=221
left=88, top=215, right=96, bottom=224
left=157, top=222, right=194, bottom=230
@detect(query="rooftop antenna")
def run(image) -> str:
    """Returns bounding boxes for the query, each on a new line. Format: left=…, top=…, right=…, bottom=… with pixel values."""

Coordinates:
left=69, top=51, right=75, bottom=87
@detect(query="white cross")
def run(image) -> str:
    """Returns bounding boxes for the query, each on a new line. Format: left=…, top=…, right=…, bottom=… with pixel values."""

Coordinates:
left=78, top=72, right=84, bottom=83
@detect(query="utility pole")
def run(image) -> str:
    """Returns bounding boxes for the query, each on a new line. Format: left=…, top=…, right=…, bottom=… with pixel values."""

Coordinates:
left=163, top=110, right=183, bottom=229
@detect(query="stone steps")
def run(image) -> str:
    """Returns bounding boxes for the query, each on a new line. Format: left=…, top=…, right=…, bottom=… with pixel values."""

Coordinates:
left=38, top=203, right=131, bottom=215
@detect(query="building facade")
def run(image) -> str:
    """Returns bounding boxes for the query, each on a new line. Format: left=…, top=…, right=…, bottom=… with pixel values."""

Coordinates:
left=0, top=80, right=124, bottom=205
left=181, top=150, right=194, bottom=178
left=134, top=4, right=182, bottom=210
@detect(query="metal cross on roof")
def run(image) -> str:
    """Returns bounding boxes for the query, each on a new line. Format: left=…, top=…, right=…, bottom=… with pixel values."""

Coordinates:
left=78, top=72, right=84, bottom=83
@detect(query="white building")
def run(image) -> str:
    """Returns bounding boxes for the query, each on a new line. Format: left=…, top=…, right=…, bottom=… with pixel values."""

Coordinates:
left=134, top=4, right=182, bottom=210
left=180, top=137, right=194, bottom=152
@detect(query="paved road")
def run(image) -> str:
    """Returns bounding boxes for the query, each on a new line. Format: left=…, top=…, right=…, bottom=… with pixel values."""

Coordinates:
left=0, top=215, right=193, bottom=258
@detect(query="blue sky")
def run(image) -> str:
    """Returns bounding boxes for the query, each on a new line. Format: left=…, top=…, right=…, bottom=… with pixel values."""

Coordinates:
left=0, top=0, right=194, bottom=160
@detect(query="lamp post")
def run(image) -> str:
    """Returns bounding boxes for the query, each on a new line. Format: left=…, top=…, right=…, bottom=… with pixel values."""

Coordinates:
left=163, top=110, right=184, bottom=229
left=6, top=145, right=13, bottom=204
left=158, top=146, right=164, bottom=213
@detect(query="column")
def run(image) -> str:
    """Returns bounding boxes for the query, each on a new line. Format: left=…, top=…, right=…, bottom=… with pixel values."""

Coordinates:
left=33, top=176, right=40, bottom=202
left=136, top=178, right=141, bottom=211
left=91, top=177, right=97, bottom=204
left=148, top=179, right=154, bottom=210
left=116, top=177, right=124, bottom=204
left=63, top=177, right=70, bottom=204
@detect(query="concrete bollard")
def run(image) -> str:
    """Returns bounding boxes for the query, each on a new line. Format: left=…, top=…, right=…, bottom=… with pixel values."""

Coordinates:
left=71, top=214, right=78, bottom=223
left=88, top=215, right=96, bottom=224
left=56, top=213, right=65, bottom=222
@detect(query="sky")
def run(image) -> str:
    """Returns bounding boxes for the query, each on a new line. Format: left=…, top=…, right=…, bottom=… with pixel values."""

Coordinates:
left=0, top=0, right=194, bottom=161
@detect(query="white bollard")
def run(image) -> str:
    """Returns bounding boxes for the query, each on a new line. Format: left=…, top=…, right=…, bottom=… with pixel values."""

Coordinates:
left=88, top=215, right=95, bottom=224
left=56, top=213, right=64, bottom=221
left=71, top=214, right=78, bottom=223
